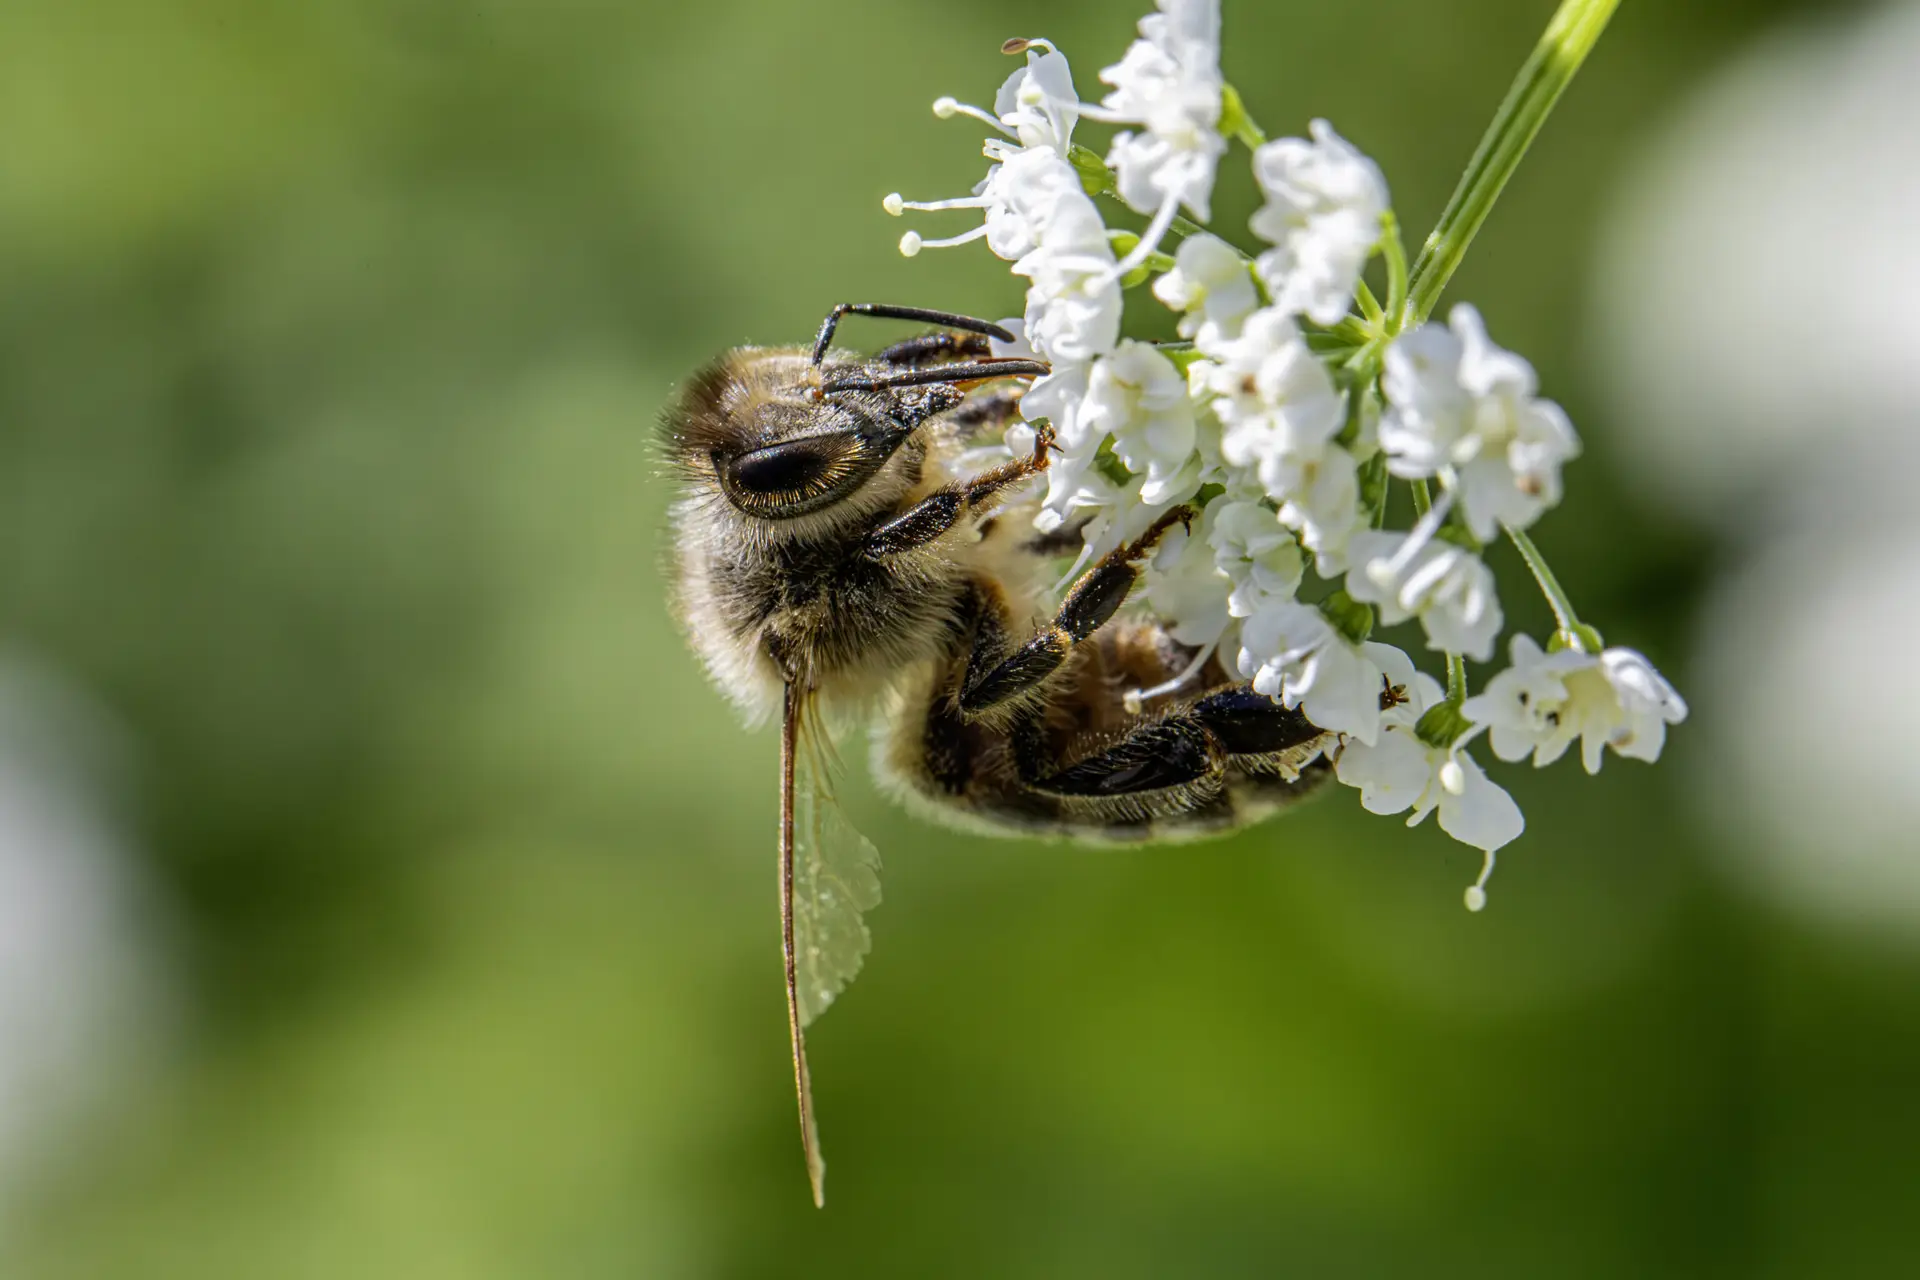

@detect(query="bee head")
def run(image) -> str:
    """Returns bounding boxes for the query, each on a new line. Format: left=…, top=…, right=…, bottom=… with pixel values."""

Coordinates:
left=712, top=397, right=928, bottom=520
left=663, top=350, right=968, bottom=523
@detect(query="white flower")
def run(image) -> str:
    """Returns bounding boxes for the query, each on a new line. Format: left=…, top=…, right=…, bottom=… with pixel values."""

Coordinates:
left=1380, top=305, right=1582, bottom=541
left=1085, top=0, right=1227, bottom=274
left=1006, top=152, right=1124, bottom=366
left=887, top=42, right=1083, bottom=260
left=1081, top=341, right=1197, bottom=504
left=1335, top=648, right=1525, bottom=864
left=1345, top=529, right=1504, bottom=662
left=1250, top=119, right=1390, bottom=326
left=1195, top=307, right=1345, bottom=495
left=1035, top=446, right=1113, bottom=536
left=1151, top=232, right=1258, bottom=348
left=1268, top=443, right=1365, bottom=576
left=1144, top=504, right=1232, bottom=647
left=1208, top=500, right=1304, bottom=618
left=1461, top=634, right=1689, bottom=773
left=1236, top=603, right=1402, bottom=745
left=993, top=42, right=1081, bottom=154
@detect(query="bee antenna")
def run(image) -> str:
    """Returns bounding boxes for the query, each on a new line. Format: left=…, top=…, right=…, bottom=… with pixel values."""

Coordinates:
left=809, top=303, right=1017, bottom=368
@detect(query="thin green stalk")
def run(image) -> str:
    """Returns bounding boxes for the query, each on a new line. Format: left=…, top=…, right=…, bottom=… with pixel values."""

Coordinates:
left=1503, top=522, right=1580, bottom=633
left=1406, top=0, right=1620, bottom=324
left=1446, top=654, right=1468, bottom=704
left=1411, top=478, right=1434, bottom=519
left=1354, top=277, right=1386, bottom=329
left=1380, top=211, right=1410, bottom=331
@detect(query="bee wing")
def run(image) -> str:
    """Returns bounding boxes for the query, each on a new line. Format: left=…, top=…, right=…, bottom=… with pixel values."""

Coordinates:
left=779, top=685, right=883, bottom=1208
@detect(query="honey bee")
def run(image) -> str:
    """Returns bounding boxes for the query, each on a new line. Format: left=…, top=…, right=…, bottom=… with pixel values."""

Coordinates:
left=662, top=303, right=1334, bottom=1205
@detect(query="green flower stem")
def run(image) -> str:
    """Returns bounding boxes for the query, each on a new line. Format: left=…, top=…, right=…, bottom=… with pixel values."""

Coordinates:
left=1405, top=0, right=1620, bottom=325
left=1170, top=211, right=1214, bottom=243
left=1447, top=654, right=1468, bottom=704
left=1380, top=211, right=1410, bottom=331
left=1411, top=478, right=1434, bottom=519
left=1354, top=277, right=1386, bottom=329
left=1503, top=522, right=1582, bottom=636
left=1220, top=84, right=1267, bottom=149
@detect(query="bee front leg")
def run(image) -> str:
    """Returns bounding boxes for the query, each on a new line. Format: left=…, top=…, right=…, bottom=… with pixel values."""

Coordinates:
left=860, top=426, right=1054, bottom=559
left=958, top=506, right=1193, bottom=716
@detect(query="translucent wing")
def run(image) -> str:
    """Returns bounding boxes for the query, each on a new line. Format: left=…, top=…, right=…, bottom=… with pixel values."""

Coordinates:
left=778, top=685, right=883, bottom=1208
left=793, top=711, right=883, bottom=1028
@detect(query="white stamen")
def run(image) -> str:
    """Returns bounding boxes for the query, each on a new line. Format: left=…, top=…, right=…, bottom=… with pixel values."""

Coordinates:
left=1368, top=488, right=1456, bottom=587
left=1054, top=538, right=1100, bottom=594
left=1096, top=188, right=1183, bottom=290
left=1464, top=848, right=1496, bottom=913
left=932, top=97, right=1011, bottom=134
left=882, top=192, right=905, bottom=216
left=1438, top=757, right=1466, bottom=795
left=904, top=224, right=990, bottom=252
left=894, top=195, right=993, bottom=213
left=899, top=231, right=924, bottom=257
left=1123, top=639, right=1220, bottom=713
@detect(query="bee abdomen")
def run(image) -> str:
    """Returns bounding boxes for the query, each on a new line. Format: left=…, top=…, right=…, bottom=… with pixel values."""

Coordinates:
left=879, top=617, right=1335, bottom=844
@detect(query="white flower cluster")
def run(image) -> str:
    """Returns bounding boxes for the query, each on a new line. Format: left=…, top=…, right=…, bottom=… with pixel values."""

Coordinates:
left=886, top=0, right=1685, bottom=909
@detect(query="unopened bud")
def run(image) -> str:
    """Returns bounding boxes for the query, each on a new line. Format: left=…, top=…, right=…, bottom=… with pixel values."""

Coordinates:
left=1068, top=144, right=1116, bottom=199
left=1317, top=591, right=1374, bottom=647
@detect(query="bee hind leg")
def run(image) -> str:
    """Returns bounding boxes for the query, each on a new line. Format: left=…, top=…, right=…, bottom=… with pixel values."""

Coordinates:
left=1022, top=687, right=1326, bottom=798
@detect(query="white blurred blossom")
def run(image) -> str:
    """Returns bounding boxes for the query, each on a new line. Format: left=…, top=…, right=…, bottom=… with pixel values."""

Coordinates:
left=1152, top=232, right=1258, bottom=348
left=1250, top=119, right=1389, bottom=326
left=1380, top=305, right=1581, bottom=541
left=1462, top=634, right=1687, bottom=773
left=1269, top=443, right=1365, bottom=576
left=1346, top=529, right=1503, bottom=661
left=1087, top=0, right=1228, bottom=271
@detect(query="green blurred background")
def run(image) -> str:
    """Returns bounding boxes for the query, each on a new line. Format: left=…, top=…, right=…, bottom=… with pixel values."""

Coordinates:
left=1, top=1, right=1914, bottom=1276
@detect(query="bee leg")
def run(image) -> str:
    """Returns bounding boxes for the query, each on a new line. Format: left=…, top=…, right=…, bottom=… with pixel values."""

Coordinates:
left=945, top=387, right=1028, bottom=440
left=959, top=506, right=1193, bottom=715
left=861, top=426, right=1054, bottom=559
left=873, top=330, right=994, bottom=368
left=1024, top=688, right=1325, bottom=798
left=1018, top=512, right=1093, bottom=557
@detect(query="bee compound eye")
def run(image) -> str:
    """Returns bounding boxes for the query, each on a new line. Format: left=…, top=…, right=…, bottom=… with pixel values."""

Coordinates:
left=727, top=437, right=841, bottom=497
left=716, top=431, right=879, bottom=518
